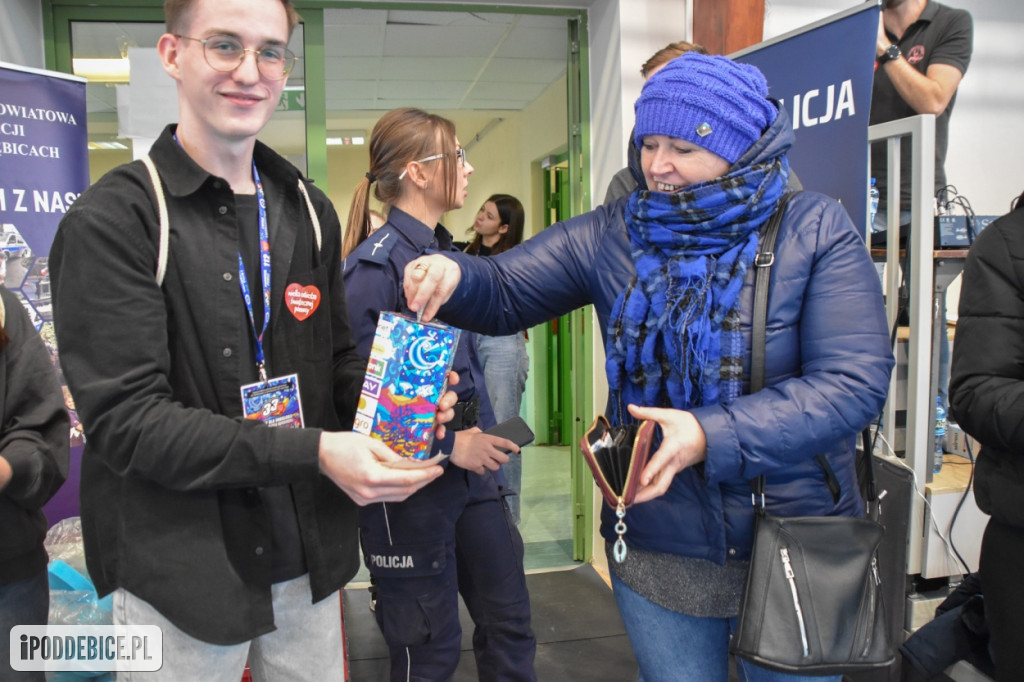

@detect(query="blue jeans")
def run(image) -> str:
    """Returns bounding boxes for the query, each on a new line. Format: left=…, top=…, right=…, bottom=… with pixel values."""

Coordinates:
left=1, top=569, right=50, bottom=682
left=113, top=574, right=343, bottom=682
left=475, top=332, right=529, bottom=523
left=611, top=573, right=841, bottom=682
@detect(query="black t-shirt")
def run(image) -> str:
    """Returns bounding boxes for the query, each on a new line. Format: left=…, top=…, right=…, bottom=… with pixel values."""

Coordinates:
left=869, top=1, right=973, bottom=215
left=237, top=192, right=307, bottom=584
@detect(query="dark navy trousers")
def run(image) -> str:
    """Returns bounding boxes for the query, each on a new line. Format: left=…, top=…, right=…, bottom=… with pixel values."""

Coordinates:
left=359, top=463, right=536, bottom=681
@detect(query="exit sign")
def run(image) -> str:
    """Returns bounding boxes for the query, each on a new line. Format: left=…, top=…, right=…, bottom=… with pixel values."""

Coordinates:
left=277, top=90, right=305, bottom=111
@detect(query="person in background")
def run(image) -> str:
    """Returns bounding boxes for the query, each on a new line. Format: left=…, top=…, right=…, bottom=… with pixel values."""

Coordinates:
left=49, top=1, right=449, bottom=679
left=603, top=41, right=708, bottom=206
left=870, top=0, right=973, bottom=412
left=464, top=193, right=531, bottom=523
left=343, top=107, right=536, bottom=682
left=403, top=53, right=893, bottom=681
left=0, top=285, right=70, bottom=682
left=871, top=0, right=973, bottom=237
left=948, top=188, right=1024, bottom=682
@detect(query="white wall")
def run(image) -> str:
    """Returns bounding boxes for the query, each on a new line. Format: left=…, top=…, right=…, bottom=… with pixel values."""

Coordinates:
left=588, top=0, right=691, bottom=208
left=0, top=0, right=44, bottom=68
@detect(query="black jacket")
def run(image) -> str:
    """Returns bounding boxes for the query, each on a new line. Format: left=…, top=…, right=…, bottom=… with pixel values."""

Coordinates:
left=51, top=126, right=365, bottom=644
left=950, top=200, right=1024, bottom=530
left=0, top=285, right=69, bottom=584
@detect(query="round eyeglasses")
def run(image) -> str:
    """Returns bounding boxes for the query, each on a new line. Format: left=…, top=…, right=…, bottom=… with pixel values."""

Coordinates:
left=176, top=34, right=298, bottom=80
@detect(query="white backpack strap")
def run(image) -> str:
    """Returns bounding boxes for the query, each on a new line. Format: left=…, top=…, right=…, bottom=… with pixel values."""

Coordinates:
left=142, top=160, right=318, bottom=284
left=0, top=290, right=6, bottom=328
left=141, top=154, right=170, bottom=286
left=297, top=179, right=322, bottom=252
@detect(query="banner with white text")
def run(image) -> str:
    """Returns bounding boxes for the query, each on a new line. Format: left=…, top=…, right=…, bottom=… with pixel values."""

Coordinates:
left=0, top=61, right=89, bottom=523
left=733, top=3, right=878, bottom=233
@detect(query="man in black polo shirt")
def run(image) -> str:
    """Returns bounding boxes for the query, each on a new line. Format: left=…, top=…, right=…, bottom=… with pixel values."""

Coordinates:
left=870, top=0, right=973, bottom=236
left=869, top=0, right=972, bottom=411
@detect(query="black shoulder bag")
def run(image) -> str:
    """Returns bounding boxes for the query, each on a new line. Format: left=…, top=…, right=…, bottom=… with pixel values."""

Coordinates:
left=729, top=193, right=895, bottom=674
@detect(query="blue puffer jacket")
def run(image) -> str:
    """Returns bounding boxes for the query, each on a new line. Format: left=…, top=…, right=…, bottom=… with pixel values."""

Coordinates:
left=439, top=108, right=894, bottom=563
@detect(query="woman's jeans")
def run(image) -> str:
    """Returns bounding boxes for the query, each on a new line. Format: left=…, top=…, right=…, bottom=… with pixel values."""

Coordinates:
left=475, top=332, right=529, bottom=523
left=611, top=573, right=841, bottom=682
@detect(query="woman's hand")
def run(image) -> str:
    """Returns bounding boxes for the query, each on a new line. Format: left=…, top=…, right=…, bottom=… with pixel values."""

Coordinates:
left=449, top=427, right=515, bottom=474
left=629, top=404, right=708, bottom=505
left=403, top=254, right=462, bottom=323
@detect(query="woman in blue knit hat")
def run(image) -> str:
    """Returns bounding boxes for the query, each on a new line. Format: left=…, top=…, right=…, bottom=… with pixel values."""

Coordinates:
left=401, top=53, right=893, bottom=681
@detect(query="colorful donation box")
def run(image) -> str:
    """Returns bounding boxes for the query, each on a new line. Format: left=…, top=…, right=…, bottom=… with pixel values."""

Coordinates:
left=353, top=312, right=459, bottom=459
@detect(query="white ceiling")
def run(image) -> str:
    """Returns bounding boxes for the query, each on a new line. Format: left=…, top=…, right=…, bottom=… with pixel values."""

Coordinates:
left=323, top=9, right=569, bottom=112
left=70, top=8, right=570, bottom=130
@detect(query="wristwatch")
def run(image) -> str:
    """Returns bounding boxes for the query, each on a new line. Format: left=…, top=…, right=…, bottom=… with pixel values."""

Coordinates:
left=877, top=43, right=902, bottom=65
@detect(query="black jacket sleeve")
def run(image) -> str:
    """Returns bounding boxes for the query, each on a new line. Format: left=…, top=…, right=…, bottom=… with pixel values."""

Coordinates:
left=949, top=208, right=1024, bottom=453
left=0, top=286, right=69, bottom=509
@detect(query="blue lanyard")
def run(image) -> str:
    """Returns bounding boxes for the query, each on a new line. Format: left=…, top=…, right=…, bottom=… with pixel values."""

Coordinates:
left=237, top=162, right=272, bottom=383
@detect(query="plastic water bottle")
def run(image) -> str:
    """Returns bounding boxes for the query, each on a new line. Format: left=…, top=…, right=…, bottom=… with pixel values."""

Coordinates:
left=934, top=396, right=947, bottom=474
left=869, top=177, right=880, bottom=232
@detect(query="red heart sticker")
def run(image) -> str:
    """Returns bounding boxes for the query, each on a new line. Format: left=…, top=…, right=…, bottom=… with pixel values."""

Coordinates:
left=285, top=283, right=321, bottom=321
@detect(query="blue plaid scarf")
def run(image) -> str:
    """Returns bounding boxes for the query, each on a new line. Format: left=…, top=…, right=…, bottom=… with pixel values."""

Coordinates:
left=606, top=155, right=790, bottom=424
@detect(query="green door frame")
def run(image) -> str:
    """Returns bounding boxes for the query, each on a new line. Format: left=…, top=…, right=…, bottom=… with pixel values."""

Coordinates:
left=537, top=157, right=571, bottom=448
left=563, top=16, right=594, bottom=562
left=42, top=0, right=596, bottom=563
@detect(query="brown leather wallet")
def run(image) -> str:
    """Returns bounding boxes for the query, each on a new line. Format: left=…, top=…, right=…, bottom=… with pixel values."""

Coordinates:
left=580, top=415, right=656, bottom=508
left=579, top=415, right=656, bottom=562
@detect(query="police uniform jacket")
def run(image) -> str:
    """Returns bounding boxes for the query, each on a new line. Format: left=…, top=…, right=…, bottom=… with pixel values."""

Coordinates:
left=343, top=207, right=495, bottom=441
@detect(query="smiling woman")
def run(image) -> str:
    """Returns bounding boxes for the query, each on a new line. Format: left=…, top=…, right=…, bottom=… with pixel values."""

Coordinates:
left=399, top=51, right=893, bottom=682
left=640, top=136, right=731, bottom=192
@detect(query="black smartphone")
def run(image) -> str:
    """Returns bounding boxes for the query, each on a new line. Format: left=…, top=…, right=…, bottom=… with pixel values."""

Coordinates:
left=484, top=416, right=535, bottom=451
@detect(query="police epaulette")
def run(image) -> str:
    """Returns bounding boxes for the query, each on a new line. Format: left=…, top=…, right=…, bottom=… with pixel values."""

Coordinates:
left=354, top=227, right=398, bottom=266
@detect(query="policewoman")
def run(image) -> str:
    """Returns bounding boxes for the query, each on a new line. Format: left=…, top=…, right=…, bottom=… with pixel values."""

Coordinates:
left=342, top=107, right=536, bottom=682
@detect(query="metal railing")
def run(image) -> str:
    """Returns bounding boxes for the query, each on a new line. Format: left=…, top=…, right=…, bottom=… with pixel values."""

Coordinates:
left=867, top=113, right=935, bottom=576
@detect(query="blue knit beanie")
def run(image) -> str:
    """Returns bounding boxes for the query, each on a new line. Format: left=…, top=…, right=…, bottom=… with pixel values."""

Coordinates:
left=633, top=53, right=778, bottom=164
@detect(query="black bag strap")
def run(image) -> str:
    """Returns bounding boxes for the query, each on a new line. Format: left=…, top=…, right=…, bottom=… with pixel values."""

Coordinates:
left=750, top=192, right=792, bottom=512
left=750, top=193, right=792, bottom=395
left=749, top=192, right=878, bottom=516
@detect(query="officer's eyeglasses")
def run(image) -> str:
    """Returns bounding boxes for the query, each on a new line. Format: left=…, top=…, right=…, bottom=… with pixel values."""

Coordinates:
left=398, top=148, right=467, bottom=180
left=176, top=34, right=298, bottom=80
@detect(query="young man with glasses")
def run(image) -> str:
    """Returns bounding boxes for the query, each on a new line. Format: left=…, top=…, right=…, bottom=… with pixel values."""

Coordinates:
left=50, top=0, right=450, bottom=678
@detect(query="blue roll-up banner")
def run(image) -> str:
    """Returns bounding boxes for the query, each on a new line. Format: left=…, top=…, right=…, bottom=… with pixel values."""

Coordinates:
left=734, top=2, right=879, bottom=233
left=1, top=61, right=90, bottom=523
